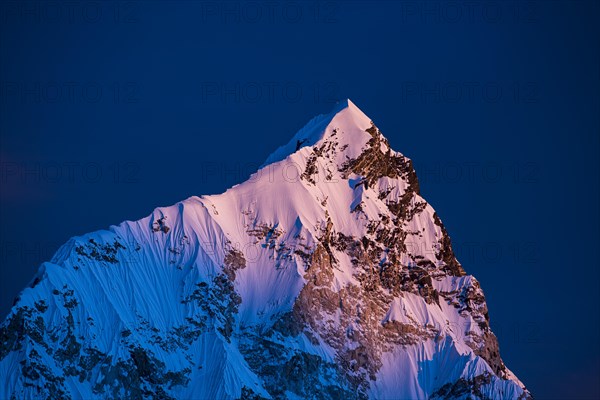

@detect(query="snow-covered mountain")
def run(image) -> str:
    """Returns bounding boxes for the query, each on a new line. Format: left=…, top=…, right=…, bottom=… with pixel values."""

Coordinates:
left=0, top=100, right=531, bottom=399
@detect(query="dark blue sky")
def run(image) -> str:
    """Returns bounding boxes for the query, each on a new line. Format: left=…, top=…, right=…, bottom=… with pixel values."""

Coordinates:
left=0, top=1, right=598, bottom=398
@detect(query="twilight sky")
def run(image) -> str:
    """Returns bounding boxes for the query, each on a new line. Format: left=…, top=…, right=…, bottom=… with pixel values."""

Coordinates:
left=0, top=1, right=598, bottom=398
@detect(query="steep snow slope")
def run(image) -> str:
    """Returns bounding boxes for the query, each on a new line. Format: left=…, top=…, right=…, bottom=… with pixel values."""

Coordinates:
left=0, top=100, right=530, bottom=399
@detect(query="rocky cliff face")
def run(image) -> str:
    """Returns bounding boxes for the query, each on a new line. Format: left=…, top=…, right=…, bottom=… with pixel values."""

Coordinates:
left=0, top=100, right=530, bottom=399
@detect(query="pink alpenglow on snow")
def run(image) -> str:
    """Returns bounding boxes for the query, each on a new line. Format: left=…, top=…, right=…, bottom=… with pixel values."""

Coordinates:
left=0, top=100, right=531, bottom=399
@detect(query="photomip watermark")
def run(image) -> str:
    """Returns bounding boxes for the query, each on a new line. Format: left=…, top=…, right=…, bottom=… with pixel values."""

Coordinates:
left=0, top=81, right=140, bottom=105
left=0, top=161, right=141, bottom=184
left=0, top=1, right=141, bottom=24
left=399, top=81, right=539, bottom=104
left=197, top=1, right=339, bottom=24
left=199, top=81, right=341, bottom=104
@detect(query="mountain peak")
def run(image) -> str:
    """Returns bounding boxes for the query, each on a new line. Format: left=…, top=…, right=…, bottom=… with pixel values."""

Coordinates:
left=262, top=99, right=372, bottom=167
left=331, top=98, right=362, bottom=114
left=0, top=101, right=530, bottom=400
